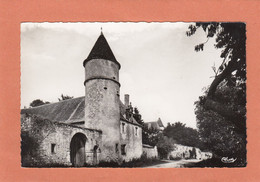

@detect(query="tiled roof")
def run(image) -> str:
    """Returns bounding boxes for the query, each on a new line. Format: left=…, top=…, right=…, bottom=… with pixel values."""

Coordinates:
left=21, top=96, right=141, bottom=126
left=21, top=97, right=85, bottom=124
left=119, top=100, right=142, bottom=127
left=157, top=118, right=164, bottom=127
left=144, top=118, right=164, bottom=130
left=144, top=121, right=160, bottom=130
left=83, top=33, right=120, bottom=68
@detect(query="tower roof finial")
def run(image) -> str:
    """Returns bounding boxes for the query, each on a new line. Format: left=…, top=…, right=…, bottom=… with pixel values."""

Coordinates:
left=83, top=29, right=121, bottom=69
left=101, top=27, right=103, bottom=35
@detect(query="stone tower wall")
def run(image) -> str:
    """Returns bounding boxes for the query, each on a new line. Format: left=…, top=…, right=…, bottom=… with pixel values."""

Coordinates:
left=84, top=59, right=121, bottom=162
left=84, top=59, right=119, bottom=81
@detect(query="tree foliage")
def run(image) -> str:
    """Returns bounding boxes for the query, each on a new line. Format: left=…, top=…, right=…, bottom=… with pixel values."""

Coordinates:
left=133, top=107, right=144, bottom=125
left=142, top=126, right=160, bottom=147
left=195, top=81, right=246, bottom=166
left=58, top=94, right=74, bottom=101
left=156, top=134, right=176, bottom=159
left=163, top=122, right=202, bottom=149
left=142, top=126, right=176, bottom=159
left=30, top=99, right=49, bottom=107
left=187, top=23, right=246, bottom=166
left=186, top=23, right=246, bottom=121
left=142, top=121, right=201, bottom=159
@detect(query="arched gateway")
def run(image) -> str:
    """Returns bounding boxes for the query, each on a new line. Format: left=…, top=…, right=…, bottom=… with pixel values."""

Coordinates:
left=70, top=133, right=87, bottom=167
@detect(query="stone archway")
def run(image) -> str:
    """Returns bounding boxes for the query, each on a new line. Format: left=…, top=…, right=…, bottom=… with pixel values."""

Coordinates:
left=70, top=133, right=87, bottom=167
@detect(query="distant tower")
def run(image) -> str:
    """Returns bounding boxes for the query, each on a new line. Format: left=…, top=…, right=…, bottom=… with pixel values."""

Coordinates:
left=83, top=31, right=121, bottom=161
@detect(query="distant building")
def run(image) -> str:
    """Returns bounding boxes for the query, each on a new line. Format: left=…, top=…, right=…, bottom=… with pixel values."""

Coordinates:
left=21, top=31, right=143, bottom=167
left=144, top=118, right=165, bottom=131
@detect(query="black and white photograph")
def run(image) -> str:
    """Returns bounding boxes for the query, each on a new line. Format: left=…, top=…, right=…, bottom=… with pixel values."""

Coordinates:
left=20, top=22, right=246, bottom=168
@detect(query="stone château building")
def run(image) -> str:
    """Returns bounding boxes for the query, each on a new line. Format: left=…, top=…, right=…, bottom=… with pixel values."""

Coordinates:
left=144, top=118, right=165, bottom=131
left=21, top=31, right=143, bottom=167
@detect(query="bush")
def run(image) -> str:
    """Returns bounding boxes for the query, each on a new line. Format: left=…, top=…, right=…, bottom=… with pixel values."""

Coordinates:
left=96, top=153, right=163, bottom=168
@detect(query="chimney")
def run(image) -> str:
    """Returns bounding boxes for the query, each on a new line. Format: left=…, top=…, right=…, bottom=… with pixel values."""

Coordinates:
left=124, top=94, right=129, bottom=107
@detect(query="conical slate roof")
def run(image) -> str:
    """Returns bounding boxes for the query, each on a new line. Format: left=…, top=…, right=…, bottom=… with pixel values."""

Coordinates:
left=83, top=32, right=121, bottom=68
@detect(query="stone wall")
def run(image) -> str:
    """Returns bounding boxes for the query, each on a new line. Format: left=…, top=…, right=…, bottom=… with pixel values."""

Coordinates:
left=168, top=144, right=200, bottom=160
left=200, top=152, right=213, bottom=160
left=167, top=144, right=212, bottom=160
left=21, top=114, right=102, bottom=167
left=142, top=144, right=158, bottom=159
left=84, top=59, right=119, bottom=83
left=120, top=120, right=143, bottom=162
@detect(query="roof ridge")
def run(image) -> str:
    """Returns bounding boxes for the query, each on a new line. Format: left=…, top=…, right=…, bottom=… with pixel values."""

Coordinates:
left=22, top=96, right=85, bottom=110
left=144, top=121, right=157, bottom=123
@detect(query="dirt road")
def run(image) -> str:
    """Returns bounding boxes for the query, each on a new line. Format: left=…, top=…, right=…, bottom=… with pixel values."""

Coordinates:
left=143, top=159, right=202, bottom=168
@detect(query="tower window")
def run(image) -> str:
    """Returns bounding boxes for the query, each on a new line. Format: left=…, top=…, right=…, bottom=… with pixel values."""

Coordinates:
left=121, top=144, right=126, bottom=155
left=51, top=144, right=56, bottom=154
left=104, top=87, right=107, bottom=90
left=135, top=127, right=138, bottom=136
left=112, top=77, right=116, bottom=79
left=115, top=143, right=119, bottom=153
left=122, top=123, right=125, bottom=133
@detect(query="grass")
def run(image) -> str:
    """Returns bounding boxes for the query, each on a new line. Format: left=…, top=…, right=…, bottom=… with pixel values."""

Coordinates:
left=22, top=162, right=72, bottom=168
left=23, top=154, right=167, bottom=168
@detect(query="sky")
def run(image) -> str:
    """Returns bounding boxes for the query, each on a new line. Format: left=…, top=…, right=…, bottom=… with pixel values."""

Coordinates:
left=21, top=22, right=223, bottom=129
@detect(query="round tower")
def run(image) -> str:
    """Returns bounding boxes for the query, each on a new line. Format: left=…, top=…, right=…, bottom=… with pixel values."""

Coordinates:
left=83, top=32, right=121, bottom=162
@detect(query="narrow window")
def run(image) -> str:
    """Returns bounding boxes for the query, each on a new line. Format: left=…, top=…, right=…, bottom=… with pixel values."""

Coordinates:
left=104, top=87, right=107, bottom=90
left=122, top=123, right=125, bottom=133
left=51, top=144, right=56, bottom=154
left=121, top=144, right=126, bottom=155
left=135, top=127, right=138, bottom=136
left=115, top=143, right=119, bottom=153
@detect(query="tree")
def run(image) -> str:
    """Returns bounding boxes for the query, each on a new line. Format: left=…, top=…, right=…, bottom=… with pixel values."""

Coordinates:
left=156, top=134, right=176, bottom=159
left=187, top=23, right=246, bottom=166
left=133, top=107, right=144, bottom=125
left=58, top=94, right=74, bottom=101
left=142, top=126, right=160, bottom=147
left=195, top=81, right=246, bottom=165
left=186, top=23, right=246, bottom=130
left=142, top=126, right=176, bottom=159
left=163, top=122, right=202, bottom=149
left=30, top=99, right=49, bottom=107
